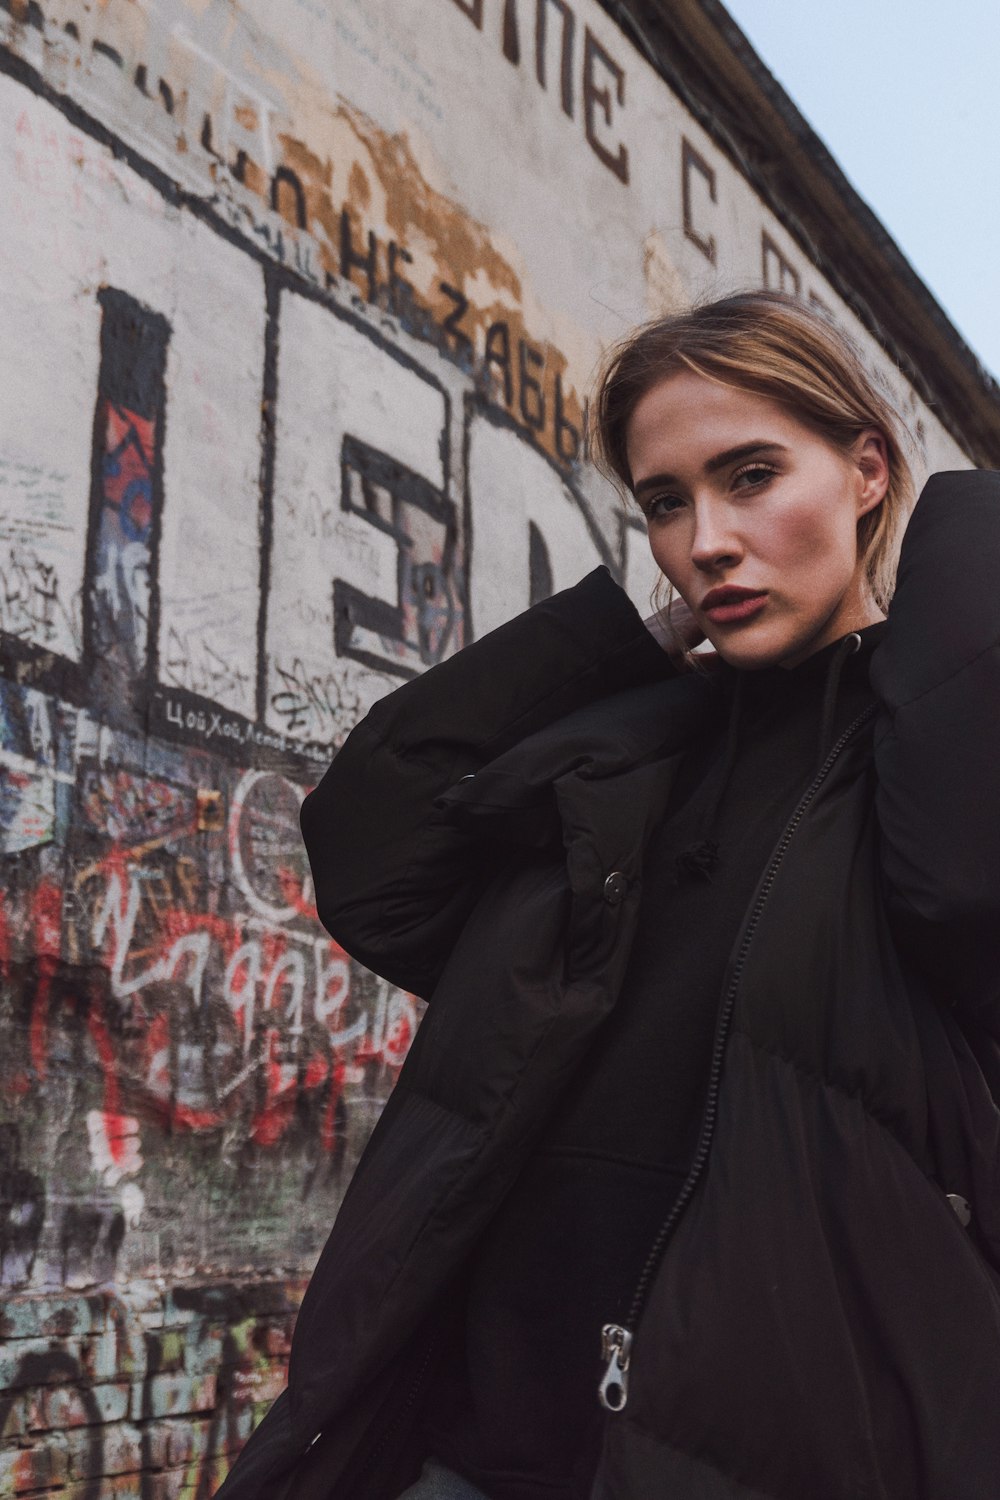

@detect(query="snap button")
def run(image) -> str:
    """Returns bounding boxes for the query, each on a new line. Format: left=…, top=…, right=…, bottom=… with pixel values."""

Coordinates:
left=946, top=1193, right=972, bottom=1228
left=603, top=871, right=628, bottom=906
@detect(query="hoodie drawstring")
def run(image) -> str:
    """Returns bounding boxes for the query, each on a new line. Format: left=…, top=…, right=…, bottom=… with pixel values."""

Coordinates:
left=674, top=674, right=745, bottom=883
left=674, top=631, right=865, bottom=884
left=816, top=632, right=862, bottom=769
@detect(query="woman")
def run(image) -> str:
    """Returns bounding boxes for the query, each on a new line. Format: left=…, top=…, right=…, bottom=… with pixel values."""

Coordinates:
left=216, top=291, right=1000, bottom=1500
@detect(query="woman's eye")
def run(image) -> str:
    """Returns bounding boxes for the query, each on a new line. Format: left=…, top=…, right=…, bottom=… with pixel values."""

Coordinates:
left=644, top=494, right=683, bottom=521
left=733, top=464, right=777, bottom=490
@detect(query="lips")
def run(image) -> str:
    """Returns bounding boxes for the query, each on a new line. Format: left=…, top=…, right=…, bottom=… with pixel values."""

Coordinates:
left=700, top=588, right=768, bottom=625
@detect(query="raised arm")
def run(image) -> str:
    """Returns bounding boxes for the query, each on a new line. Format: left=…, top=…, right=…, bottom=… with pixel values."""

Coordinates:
left=299, top=566, right=674, bottom=998
left=870, top=468, right=1000, bottom=1036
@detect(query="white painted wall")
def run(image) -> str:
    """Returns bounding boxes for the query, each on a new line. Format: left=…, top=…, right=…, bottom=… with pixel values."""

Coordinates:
left=467, top=414, right=606, bottom=639
left=268, top=292, right=450, bottom=741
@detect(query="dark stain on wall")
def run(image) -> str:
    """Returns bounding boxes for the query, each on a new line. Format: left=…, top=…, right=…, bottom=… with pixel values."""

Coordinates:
left=84, top=288, right=171, bottom=729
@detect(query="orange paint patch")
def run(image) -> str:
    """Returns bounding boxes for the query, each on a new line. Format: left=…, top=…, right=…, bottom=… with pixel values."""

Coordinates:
left=242, top=156, right=267, bottom=197
left=348, top=160, right=371, bottom=212
left=268, top=106, right=585, bottom=465
left=274, top=132, right=337, bottom=253
left=336, top=101, right=521, bottom=304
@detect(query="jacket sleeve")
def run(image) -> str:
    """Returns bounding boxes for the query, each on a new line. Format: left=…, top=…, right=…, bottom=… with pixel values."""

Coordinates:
left=870, top=468, right=1000, bottom=1036
left=299, top=566, right=674, bottom=998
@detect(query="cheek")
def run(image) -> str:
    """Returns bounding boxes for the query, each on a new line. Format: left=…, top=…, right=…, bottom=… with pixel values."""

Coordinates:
left=769, top=512, right=827, bottom=564
left=765, top=497, right=855, bottom=573
left=647, top=529, right=686, bottom=587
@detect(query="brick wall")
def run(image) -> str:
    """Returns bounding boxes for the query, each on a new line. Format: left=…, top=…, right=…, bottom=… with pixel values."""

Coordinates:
left=0, top=1280, right=299, bottom=1498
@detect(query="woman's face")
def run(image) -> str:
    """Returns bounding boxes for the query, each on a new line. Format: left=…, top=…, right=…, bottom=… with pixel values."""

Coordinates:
left=625, top=369, right=889, bottom=669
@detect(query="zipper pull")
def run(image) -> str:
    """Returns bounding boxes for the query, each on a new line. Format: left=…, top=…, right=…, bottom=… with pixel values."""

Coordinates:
left=598, top=1323, right=633, bottom=1412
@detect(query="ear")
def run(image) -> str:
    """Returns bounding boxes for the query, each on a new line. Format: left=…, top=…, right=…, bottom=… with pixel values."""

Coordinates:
left=852, top=427, right=890, bottom=518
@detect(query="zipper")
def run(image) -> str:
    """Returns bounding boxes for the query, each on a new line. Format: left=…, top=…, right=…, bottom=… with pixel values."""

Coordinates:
left=598, top=1323, right=633, bottom=1411
left=598, top=702, right=877, bottom=1413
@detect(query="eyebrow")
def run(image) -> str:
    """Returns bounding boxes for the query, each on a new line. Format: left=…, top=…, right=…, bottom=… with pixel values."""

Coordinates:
left=632, top=441, right=789, bottom=496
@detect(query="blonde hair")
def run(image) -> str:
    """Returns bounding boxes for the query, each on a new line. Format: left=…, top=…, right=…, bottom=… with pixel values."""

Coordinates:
left=592, top=290, right=915, bottom=622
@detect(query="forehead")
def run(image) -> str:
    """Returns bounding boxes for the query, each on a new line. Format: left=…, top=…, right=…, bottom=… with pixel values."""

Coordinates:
left=625, top=370, right=811, bottom=482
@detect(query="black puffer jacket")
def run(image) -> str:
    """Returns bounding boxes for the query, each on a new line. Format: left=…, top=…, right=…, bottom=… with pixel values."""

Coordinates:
left=216, top=470, right=1000, bottom=1500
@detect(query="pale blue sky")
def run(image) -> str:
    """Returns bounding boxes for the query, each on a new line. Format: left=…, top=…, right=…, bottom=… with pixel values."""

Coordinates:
left=721, top=0, right=1000, bottom=384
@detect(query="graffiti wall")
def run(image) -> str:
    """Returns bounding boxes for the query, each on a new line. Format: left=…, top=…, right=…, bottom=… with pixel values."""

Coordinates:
left=0, top=0, right=975, bottom=1493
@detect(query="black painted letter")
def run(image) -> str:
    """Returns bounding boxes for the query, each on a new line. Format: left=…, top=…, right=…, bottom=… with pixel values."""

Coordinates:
left=583, top=27, right=628, bottom=184
left=450, top=0, right=484, bottom=24
left=536, top=0, right=575, bottom=117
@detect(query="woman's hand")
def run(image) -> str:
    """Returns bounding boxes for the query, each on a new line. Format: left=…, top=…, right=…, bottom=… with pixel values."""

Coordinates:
left=643, top=595, right=715, bottom=660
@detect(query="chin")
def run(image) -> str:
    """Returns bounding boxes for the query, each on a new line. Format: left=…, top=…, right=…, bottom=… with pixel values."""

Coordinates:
left=709, top=625, right=802, bottom=671
left=715, top=646, right=785, bottom=671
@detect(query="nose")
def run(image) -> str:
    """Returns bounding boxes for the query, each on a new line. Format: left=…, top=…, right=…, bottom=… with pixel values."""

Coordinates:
left=689, top=499, right=743, bottom=572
